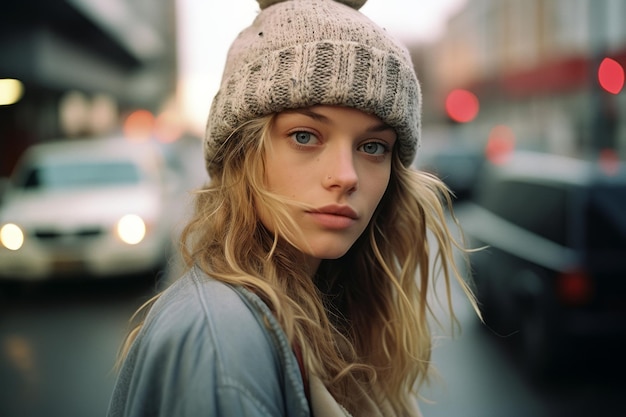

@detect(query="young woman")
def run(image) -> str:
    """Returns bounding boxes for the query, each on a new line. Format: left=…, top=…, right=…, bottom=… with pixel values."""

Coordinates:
left=108, top=1, right=478, bottom=416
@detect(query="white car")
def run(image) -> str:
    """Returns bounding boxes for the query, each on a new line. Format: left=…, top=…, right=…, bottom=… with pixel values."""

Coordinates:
left=0, top=137, right=180, bottom=281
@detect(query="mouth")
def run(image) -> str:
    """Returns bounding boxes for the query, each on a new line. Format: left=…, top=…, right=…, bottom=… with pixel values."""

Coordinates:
left=306, top=205, right=359, bottom=230
left=309, top=205, right=359, bottom=219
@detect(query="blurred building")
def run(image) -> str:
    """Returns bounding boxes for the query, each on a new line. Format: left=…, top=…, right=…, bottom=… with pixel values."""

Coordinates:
left=424, top=0, right=626, bottom=159
left=0, top=0, right=178, bottom=177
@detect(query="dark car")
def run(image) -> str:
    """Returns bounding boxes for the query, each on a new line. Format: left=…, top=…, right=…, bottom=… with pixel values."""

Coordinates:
left=415, top=145, right=486, bottom=201
left=456, top=150, right=626, bottom=376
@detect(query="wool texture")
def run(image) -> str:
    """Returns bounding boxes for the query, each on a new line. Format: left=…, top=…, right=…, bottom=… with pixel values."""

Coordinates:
left=204, top=0, right=422, bottom=175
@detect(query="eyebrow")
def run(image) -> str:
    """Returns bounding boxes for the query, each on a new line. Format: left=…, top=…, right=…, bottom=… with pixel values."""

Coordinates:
left=288, top=108, right=395, bottom=133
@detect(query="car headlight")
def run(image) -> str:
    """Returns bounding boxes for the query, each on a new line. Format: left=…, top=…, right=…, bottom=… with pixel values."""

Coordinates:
left=0, top=223, right=25, bottom=250
left=116, top=214, right=146, bottom=245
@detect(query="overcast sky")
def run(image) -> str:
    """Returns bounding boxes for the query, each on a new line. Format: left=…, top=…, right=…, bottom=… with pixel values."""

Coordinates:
left=175, top=0, right=467, bottom=134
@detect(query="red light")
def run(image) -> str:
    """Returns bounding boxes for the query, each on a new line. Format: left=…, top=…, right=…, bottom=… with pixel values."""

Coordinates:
left=445, top=89, right=480, bottom=123
left=598, top=148, right=620, bottom=176
left=557, top=269, right=593, bottom=306
left=485, top=125, right=515, bottom=164
left=598, top=57, right=625, bottom=94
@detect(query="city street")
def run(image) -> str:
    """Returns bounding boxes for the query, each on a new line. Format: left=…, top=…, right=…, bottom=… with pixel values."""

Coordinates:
left=0, top=207, right=625, bottom=417
left=0, top=277, right=154, bottom=417
left=420, top=266, right=626, bottom=417
left=2, top=0, right=625, bottom=415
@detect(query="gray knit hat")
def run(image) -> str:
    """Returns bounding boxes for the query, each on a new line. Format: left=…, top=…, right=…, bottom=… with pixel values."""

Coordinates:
left=205, top=0, right=421, bottom=175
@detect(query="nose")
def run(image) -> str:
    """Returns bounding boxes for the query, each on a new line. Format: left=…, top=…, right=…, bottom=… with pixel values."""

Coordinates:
left=322, top=146, right=358, bottom=193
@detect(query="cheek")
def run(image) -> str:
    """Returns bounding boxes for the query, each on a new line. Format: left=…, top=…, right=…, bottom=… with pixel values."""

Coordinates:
left=373, top=178, right=390, bottom=207
left=363, top=165, right=391, bottom=201
left=266, top=168, right=296, bottom=196
left=265, top=159, right=308, bottom=196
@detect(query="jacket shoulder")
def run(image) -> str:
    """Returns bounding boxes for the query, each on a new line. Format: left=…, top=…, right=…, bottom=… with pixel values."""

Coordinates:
left=108, top=267, right=308, bottom=417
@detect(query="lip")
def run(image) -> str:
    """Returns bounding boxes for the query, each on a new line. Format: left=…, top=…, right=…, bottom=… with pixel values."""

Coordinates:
left=311, top=204, right=358, bottom=219
left=307, top=205, right=359, bottom=230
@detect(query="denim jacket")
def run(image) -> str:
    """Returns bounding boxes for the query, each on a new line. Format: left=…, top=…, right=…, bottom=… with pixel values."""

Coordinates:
left=107, top=265, right=310, bottom=417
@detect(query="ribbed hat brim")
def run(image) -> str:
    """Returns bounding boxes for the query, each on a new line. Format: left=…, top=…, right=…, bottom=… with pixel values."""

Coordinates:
left=206, top=41, right=420, bottom=172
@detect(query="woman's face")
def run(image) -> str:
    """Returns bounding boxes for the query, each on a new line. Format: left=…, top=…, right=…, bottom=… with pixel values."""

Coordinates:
left=259, top=105, right=396, bottom=271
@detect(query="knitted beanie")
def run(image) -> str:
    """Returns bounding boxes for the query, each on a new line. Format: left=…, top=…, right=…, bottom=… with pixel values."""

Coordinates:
left=204, top=0, right=421, bottom=175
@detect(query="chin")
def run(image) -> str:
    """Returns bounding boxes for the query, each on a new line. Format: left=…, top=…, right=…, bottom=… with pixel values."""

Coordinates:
left=306, top=244, right=353, bottom=260
left=295, top=234, right=363, bottom=261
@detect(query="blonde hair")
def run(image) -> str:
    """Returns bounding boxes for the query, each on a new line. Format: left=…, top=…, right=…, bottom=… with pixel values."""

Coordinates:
left=118, top=114, right=477, bottom=415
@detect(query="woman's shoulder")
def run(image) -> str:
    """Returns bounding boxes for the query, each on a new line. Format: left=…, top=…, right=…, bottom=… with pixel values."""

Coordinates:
left=141, top=266, right=274, bottom=357
left=113, top=266, right=304, bottom=416
left=120, top=268, right=292, bottom=415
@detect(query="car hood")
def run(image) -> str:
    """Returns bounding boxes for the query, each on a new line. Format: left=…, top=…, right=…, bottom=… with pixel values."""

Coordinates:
left=0, top=185, right=163, bottom=227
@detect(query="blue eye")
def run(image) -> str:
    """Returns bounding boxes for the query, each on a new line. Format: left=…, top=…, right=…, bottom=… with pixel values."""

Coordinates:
left=291, top=131, right=315, bottom=145
left=360, top=142, right=387, bottom=155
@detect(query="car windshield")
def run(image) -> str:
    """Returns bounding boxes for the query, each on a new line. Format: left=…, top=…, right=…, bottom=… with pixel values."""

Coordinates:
left=19, top=161, right=141, bottom=190
left=585, top=187, right=626, bottom=250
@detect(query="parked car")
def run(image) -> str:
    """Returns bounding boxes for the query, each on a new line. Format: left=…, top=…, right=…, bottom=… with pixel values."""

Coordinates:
left=415, top=145, right=485, bottom=201
left=0, top=176, right=8, bottom=205
left=0, top=137, right=180, bottom=281
left=456, top=150, right=626, bottom=376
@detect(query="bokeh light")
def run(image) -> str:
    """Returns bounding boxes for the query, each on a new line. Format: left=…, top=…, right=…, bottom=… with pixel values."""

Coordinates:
left=116, top=214, right=147, bottom=245
left=0, top=78, right=24, bottom=106
left=123, top=110, right=155, bottom=141
left=0, top=223, right=25, bottom=251
left=445, top=89, right=480, bottom=123
left=155, top=110, right=184, bottom=143
left=598, top=57, right=625, bottom=94
left=598, top=148, right=620, bottom=176
left=485, top=125, right=516, bottom=164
